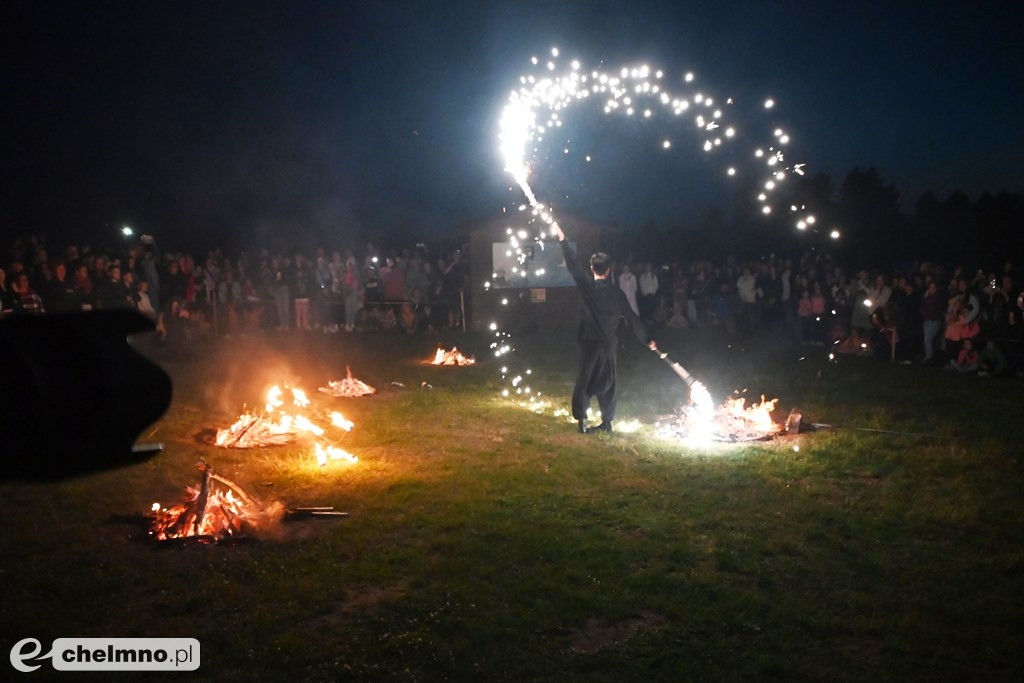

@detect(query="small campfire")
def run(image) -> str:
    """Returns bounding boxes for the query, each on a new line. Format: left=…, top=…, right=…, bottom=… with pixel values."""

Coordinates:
left=658, top=383, right=785, bottom=444
left=150, top=463, right=280, bottom=544
left=215, top=384, right=358, bottom=466
left=134, top=463, right=348, bottom=545
left=428, top=346, right=476, bottom=366
left=319, top=366, right=376, bottom=397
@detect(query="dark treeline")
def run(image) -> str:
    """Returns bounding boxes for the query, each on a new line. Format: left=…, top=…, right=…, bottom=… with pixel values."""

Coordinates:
left=626, top=167, right=1024, bottom=268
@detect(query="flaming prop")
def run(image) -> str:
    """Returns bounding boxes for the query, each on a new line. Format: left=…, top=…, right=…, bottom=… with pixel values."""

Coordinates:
left=150, top=464, right=277, bottom=543
left=658, top=390, right=784, bottom=445
left=214, top=384, right=357, bottom=466
left=319, top=366, right=376, bottom=397
left=429, top=346, right=476, bottom=366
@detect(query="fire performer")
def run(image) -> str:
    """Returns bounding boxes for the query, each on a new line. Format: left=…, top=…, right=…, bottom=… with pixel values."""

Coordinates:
left=550, top=223, right=656, bottom=433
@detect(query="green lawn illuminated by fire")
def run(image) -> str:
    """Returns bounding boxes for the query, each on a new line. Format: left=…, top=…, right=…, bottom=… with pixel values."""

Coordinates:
left=1, top=329, right=1021, bottom=681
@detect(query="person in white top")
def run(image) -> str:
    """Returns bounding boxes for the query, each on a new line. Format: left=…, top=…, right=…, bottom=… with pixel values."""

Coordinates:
left=618, top=263, right=639, bottom=315
left=638, top=263, right=659, bottom=320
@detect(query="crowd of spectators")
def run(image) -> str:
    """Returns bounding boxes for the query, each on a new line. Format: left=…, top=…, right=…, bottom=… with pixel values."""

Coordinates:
left=608, top=250, right=1023, bottom=378
left=0, top=235, right=469, bottom=353
left=3, top=232, right=1022, bottom=377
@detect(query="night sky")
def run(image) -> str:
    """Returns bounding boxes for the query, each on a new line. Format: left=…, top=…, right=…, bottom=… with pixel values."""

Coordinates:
left=7, top=0, right=1022, bottom=248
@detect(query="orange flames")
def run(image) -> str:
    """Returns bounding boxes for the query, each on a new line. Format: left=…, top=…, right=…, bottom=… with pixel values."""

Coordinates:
left=150, top=465, right=275, bottom=543
left=319, top=366, right=376, bottom=397
left=711, top=395, right=783, bottom=441
left=429, top=346, right=476, bottom=366
left=215, top=384, right=358, bottom=466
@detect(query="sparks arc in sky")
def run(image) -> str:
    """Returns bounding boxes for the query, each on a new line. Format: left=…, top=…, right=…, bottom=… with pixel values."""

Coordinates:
left=498, top=47, right=823, bottom=241
left=493, top=49, right=824, bottom=422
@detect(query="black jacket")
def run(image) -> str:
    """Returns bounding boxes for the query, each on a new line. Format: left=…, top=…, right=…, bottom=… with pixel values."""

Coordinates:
left=560, top=239, right=648, bottom=348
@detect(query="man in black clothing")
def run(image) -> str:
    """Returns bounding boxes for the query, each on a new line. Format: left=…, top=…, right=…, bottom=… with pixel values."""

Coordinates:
left=551, top=223, right=656, bottom=433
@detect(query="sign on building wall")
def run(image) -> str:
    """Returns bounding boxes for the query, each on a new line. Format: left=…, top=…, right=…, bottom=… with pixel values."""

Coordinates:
left=490, top=240, right=575, bottom=289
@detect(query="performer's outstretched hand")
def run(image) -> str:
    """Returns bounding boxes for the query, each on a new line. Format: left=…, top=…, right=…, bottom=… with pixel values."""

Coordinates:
left=549, top=223, right=565, bottom=242
left=649, top=340, right=658, bottom=352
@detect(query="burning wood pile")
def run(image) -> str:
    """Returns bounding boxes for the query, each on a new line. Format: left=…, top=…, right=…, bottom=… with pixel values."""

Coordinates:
left=143, top=463, right=347, bottom=545
left=214, top=384, right=358, bottom=466
left=150, top=463, right=279, bottom=543
left=319, top=366, right=376, bottom=397
left=657, top=385, right=785, bottom=444
left=428, top=346, right=476, bottom=366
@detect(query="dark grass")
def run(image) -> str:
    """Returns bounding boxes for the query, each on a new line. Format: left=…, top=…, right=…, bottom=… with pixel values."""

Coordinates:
left=1, top=329, right=1022, bottom=681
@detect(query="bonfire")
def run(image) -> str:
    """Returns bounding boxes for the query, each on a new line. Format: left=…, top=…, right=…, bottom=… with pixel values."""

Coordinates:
left=658, top=384, right=785, bottom=444
left=429, top=346, right=476, bottom=366
left=319, top=366, right=376, bottom=397
left=214, top=384, right=358, bottom=466
left=147, top=463, right=348, bottom=544
left=150, top=463, right=279, bottom=543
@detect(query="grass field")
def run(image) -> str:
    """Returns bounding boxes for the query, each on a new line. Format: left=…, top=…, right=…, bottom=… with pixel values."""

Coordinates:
left=2, top=328, right=1022, bottom=681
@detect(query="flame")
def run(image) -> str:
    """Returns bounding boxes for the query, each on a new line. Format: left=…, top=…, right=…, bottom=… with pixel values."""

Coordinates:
left=214, top=384, right=358, bottom=467
left=429, top=347, right=476, bottom=366
left=659, top=384, right=783, bottom=445
left=319, top=366, right=376, bottom=397
left=150, top=467, right=264, bottom=543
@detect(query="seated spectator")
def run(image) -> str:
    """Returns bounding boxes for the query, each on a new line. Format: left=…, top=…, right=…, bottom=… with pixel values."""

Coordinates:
left=399, top=302, right=418, bottom=334
left=0, top=267, right=14, bottom=317
left=137, top=280, right=156, bottom=318
left=948, top=338, right=979, bottom=373
left=666, top=300, right=688, bottom=328
left=978, top=340, right=1009, bottom=377
left=10, top=273, right=46, bottom=316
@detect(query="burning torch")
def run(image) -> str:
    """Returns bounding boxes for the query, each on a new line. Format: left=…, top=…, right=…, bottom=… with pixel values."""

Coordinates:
left=651, top=345, right=698, bottom=388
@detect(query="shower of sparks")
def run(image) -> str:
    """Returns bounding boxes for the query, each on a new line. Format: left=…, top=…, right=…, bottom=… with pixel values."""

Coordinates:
left=493, top=49, right=814, bottom=422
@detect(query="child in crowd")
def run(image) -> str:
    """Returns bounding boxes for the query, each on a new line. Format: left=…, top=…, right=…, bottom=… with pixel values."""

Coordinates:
left=948, top=338, right=979, bottom=373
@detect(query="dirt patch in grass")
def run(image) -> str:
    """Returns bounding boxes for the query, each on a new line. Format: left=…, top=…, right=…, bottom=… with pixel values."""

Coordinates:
left=309, top=581, right=410, bottom=628
left=570, top=611, right=667, bottom=653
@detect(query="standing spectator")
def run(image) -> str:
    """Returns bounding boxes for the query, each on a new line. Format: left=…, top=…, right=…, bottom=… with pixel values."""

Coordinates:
left=342, top=259, right=362, bottom=332
left=314, top=255, right=333, bottom=329
left=736, top=266, right=758, bottom=334
left=810, top=282, right=827, bottom=344
left=797, top=289, right=813, bottom=343
left=217, top=268, right=242, bottom=335
left=440, top=251, right=466, bottom=329
left=638, top=263, right=658, bottom=321
left=292, top=253, right=313, bottom=331
left=405, top=256, right=428, bottom=298
left=893, top=278, right=922, bottom=361
left=618, top=263, right=639, bottom=315
left=920, top=280, right=945, bottom=363
left=362, top=264, right=381, bottom=312
left=380, top=256, right=408, bottom=303
left=272, top=258, right=291, bottom=330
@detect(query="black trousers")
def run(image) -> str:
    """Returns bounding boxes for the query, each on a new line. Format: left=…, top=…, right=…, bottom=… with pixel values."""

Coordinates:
left=572, top=340, right=617, bottom=422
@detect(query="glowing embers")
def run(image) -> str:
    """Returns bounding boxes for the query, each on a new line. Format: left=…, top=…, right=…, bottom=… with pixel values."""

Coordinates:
left=214, top=384, right=357, bottom=466
left=428, top=347, right=476, bottom=366
left=658, top=387, right=784, bottom=444
left=319, top=366, right=376, bottom=397
left=150, top=463, right=278, bottom=544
